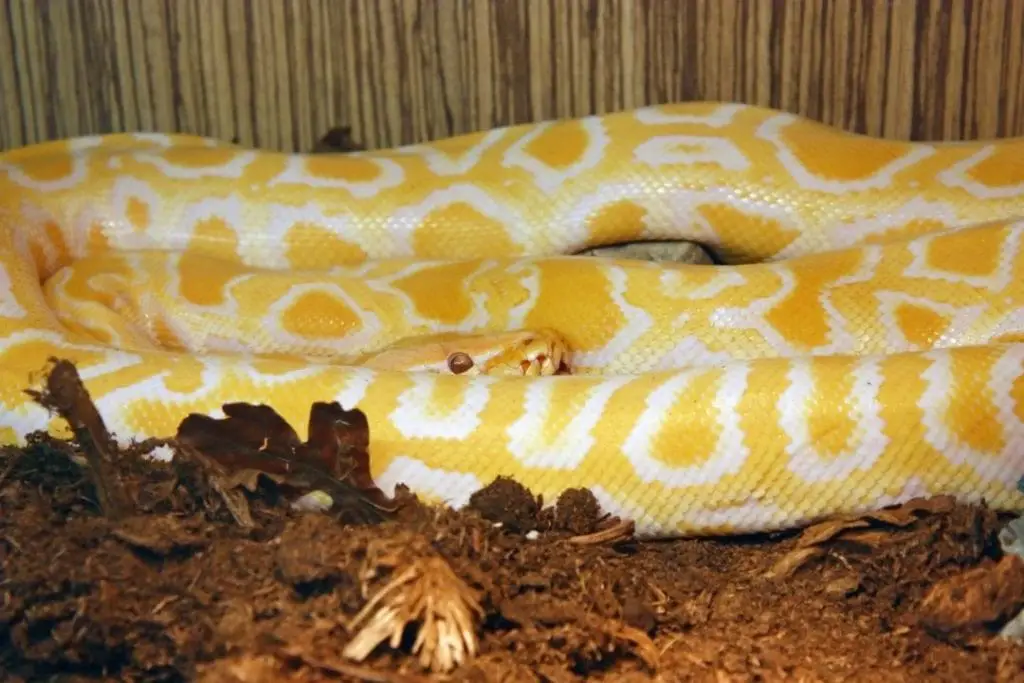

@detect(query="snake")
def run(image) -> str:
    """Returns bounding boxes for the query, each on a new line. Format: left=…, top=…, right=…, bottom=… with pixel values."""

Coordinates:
left=3, top=101, right=1024, bottom=538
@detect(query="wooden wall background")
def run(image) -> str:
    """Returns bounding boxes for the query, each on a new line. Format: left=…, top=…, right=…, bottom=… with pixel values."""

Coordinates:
left=2, top=0, right=1024, bottom=153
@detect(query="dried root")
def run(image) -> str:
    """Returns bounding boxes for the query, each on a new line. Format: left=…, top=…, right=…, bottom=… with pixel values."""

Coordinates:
left=343, top=537, right=484, bottom=673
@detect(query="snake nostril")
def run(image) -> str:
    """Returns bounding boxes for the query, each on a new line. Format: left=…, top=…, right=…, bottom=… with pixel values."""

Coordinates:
left=447, top=352, right=474, bottom=375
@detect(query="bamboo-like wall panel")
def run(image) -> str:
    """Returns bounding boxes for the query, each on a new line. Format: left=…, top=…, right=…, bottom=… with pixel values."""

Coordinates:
left=2, top=0, right=1023, bottom=152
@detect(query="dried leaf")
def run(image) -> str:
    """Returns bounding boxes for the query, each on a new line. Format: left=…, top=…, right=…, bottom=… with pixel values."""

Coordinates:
left=918, top=554, right=1024, bottom=634
left=794, top=496, right=958, bottom=552
left=796, top=518, right=871, bottom=548
left=838, top=529, right=905, bottom=549
left=175, top=401, right=396, bottom=524
left=862, top=495, right=957, bottom=527
left=765, top=546, right=827, bottom=580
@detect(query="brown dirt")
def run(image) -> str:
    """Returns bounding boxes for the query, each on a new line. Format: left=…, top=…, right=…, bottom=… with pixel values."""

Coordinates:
left=4, top=364, right=1024, bottom=681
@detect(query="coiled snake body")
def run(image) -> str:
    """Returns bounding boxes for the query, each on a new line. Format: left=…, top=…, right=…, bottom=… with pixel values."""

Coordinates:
left=3, top=102, right=1024, bottom=537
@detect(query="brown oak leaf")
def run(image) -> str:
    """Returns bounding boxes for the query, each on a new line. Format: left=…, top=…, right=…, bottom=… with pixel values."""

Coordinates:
left=175, top=401, right=397, bottom=524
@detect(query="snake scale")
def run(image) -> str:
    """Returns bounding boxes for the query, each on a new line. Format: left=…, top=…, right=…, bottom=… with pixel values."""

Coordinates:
left=3, top=101, right=1024, bottom=538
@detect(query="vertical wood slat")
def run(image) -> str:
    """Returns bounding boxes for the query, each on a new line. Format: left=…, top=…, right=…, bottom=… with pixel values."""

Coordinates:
left=2, top=0, right=1023, bottom=152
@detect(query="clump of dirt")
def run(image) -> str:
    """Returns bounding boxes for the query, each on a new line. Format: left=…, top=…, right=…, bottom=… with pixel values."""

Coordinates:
left=3, top=359, right=1024, bottom=682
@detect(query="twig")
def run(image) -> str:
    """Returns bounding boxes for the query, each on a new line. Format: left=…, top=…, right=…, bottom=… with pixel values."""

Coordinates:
left=24, top=358, right=132, bottom=519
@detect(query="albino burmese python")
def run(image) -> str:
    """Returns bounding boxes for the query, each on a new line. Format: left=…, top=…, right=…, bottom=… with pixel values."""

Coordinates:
left=3, top=101, right=1024, bottom=538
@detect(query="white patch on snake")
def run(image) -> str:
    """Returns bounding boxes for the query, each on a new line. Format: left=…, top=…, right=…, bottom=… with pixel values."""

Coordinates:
left=904, top=222, right=1021, bottom=291
left=651, top=327, right=736, bottom=370
left=587, top=482, right=787, bottom=538
left=622, top=364, right=750, bottom=486
left=633, top=102, right=746, bottom=128
left=823, top=197, right=963, bottom=249
left=268, top=154, right=405, bottom=197
left=919, top=344, right=1024, bottom=486
left=755, top=113, right=938, bottom=194
left=937, top=145, right=1024, bottom=199
left=328, top=366, right=377, bottom=409
left=778, top=356, right=887, bottom=481
left=0, top=262, right=25, bottom=318
left=867, top=477, right=934, bottom=508
left=706, top=265, right=798, bottom=356
left=505, top=376, right=631, bottom=469
left=501, top=116, right=609, bottom=194
left=502, top=260, right=542, bottom=329
left=633, top=135, right=751, bottom=172
left=9, top=202, right=65, bottom=274
left=130, top=149, right=257, bottom=179
left=375, top=456, right=484, bottom=509
left=659, top=267, right=747, bottom=301
left=390, top=375, right=497, bottom=439
left=391, top=128, right=507, bottom=175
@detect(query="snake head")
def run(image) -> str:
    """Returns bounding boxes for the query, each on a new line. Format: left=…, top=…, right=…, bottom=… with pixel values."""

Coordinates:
left=361, top=328, right=570, bottom=377
left=448, top=328, right=569, bottom=377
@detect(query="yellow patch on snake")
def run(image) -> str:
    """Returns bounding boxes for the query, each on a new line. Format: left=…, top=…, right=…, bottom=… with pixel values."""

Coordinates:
left=15, top=153, right=75, bottom=183
left=803, top=359, right=859, bottom=459
left=696, top=205, right=799, bottom=261
left=86, top=222, right=111, bottom=255
left=924, top=225, right=1003, bottom=277
left=280, top=290, right=363, bottom=339
left=391, top=261, right=482, bottom=323
left=645, top=368, right=726, bottom=468
left=586, top=200, right=648, bottom=245
left=411, top=202, right=520, bottom=259
left=521, top=120, right=592, bottom=169
left=304, top=156, right=386, bottom=183
left=284, top=223, right=367, bottom=268
left=777, top=122, right=918, bottom=182
left=895, top=303, right=952, bottom=347
left=1013, top=373, right=1024, bottom=424
left=0, top=340, right=109, bottom=407
left=947, top=351, right=1005, bottom=453
left=125, top=196, right=151, bottom=231
left=523, top=260, right=625, bottom=351
left=178, top=218, right=247, bottom=307
left=764, top=249, right=862, bottom=348
left=962, top=143, right=1024, bottom=188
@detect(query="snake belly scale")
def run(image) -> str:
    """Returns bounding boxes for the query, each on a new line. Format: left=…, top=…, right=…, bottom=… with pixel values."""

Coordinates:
left=2, top=101, right=1024, bottom=537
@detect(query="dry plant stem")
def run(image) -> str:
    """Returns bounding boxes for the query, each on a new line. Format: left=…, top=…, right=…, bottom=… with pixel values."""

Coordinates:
left=568, top=519, right=635, bottom=545
left=25, top=358, right=132, bottom=519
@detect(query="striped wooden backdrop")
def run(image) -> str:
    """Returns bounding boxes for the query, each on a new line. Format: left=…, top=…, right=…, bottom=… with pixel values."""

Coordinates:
left=2, top=0, right=1023, bottom=152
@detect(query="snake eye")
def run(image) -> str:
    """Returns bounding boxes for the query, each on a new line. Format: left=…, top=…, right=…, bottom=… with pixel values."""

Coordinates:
left=447, top=351, right=474, bottom=375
